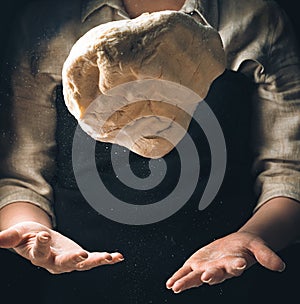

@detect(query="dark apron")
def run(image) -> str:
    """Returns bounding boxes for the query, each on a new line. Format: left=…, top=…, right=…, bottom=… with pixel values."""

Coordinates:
left=2, top=69, right=299, bottom=304
left=44, top=70, right=256, bottom=303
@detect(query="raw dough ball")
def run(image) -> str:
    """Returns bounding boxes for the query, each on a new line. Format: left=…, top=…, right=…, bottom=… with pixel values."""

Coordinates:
left=62, top=10, right=225, bottom=158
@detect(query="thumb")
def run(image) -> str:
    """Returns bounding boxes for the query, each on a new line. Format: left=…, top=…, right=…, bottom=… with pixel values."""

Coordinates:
left=31, top=232, right=52, bottom=260
left=251, top=241, right=286, bottom=272
left=0, top=227, right=23, bottom=248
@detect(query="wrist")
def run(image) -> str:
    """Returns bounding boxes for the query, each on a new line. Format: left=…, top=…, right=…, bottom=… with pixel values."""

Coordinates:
left=0, top=202, right=52, bottom=230
left=238, top=197, right=300, bottom=251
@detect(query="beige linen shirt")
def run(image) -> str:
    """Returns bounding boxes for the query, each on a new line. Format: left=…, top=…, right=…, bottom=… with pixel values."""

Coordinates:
left=0, top=0, right=300, bottom=222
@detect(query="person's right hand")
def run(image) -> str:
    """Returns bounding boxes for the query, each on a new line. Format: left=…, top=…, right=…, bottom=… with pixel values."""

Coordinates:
left=0, top=221, right=124, bottom=274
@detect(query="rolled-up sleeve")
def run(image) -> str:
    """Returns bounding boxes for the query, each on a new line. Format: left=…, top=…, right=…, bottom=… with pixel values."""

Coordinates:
left=251, top=3, right=300, bottom=210
left=0, top=7, right=60, bottom=222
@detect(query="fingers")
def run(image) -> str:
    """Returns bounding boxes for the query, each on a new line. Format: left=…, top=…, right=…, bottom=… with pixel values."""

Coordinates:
left=166, top=266, right=192, bottom=289
left=51, top=251, right=124, bottom=273
left=76, top=252, right=124, bottom=271
left=201, top=268, right=227, bottom=285
left=168, top=267, right=229, bottom=293
left=52, top=250, right=89, bottom=271
left=251, top=241, right=286, bottom=272
left=0, top=227, right=22, bottom=248
left=166, top=256, right=248, bottom=293
left=171, top=270, right=204, bottom=293
left=223, top=257, right=248, bottom=277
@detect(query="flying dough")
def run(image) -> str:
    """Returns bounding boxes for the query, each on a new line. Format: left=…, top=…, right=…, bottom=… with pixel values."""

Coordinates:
left=62, top=10, right=225, bottom=158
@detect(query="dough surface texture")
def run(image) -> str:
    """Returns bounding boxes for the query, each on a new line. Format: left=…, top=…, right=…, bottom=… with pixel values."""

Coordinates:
left=62, top=10, right=225, bottom=158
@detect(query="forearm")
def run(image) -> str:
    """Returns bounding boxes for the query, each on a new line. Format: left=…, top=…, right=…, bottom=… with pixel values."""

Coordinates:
left=239, top=197, right=300, bottom=251
left=0, top=202, right=52, bottom=231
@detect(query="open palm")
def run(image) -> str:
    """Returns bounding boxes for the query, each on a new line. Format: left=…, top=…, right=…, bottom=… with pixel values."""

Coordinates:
left=0, top=221, right=124, bottom=274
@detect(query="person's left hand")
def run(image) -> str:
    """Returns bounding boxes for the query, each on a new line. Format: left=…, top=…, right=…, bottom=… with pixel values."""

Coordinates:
left=166, top=231, right=286, bottom=293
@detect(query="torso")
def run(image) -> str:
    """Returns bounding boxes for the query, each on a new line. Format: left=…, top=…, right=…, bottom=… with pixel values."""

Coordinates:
left=123, top=0, right=186, bottom=18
